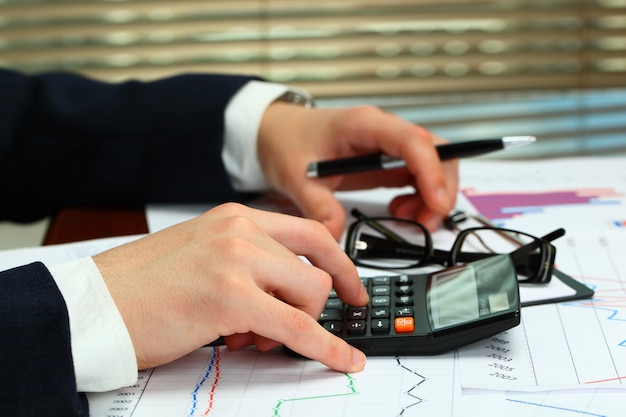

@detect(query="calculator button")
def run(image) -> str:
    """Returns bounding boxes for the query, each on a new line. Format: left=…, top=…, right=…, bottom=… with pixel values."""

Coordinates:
left=372, top=296, right=390, bottom=307
left=395, top=307, right=413, bottom=317
left=325, top=299, right=343, bottom=309
left=348, top=307, right=367, bottom=320
left=372, top=276, right=390, bottom=285
left=396, top=285, right=413, bottom=296
left=396, top=275, right=413, bottom=285
left=372, top=285, right=390, bottom=296
left=323, top=321, right=342, bottom=334
left=371, top=319, right=390, bottom=334
left=396, top=296, right=414, bottom=306
left=372, top=307, right=390, bottom=318
left=347, top=320, right=366, bottom=335
left=394, top=317, right=415, bottom=333
left=320, top=309, right=342, bottom=321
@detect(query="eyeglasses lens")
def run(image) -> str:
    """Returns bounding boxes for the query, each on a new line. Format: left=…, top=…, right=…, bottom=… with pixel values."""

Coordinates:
left=453, top=228, right=550, bottom=283
left=349, top=219, right=430, bottom=269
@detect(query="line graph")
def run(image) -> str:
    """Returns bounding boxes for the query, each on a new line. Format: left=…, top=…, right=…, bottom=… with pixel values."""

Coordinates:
left=395, top=357, right=428, bottom=415
left=87, top=347, right=457, bottom=417
left=84, top=233, right=626, bottom=417
left=506, top=399, right=609, bottom=417
left=3, top=157, right=626, bottom=417
left=190, top=346, right=220, bottom=416
left=271, top=372, right=358, bottom=417
left=458, top=232, right=626, bottom=393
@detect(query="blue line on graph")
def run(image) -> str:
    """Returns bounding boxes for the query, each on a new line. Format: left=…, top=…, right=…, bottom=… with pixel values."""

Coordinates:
left=501, top=206, right=545, bottom=214
left=561, top=300, right=626, bottom=348
left=506, top=399, right=607, bottom=416
left=499, top=199, right=621, bottom=216
left=588, top=198, right=621, bottom=206
left=188, top=347, right=218, bottom=416
left=563, top=299, right=626, bottom=323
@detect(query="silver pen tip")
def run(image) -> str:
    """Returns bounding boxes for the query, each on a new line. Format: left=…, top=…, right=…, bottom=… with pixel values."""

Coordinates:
left=502, top=136, right=537, bottom=148
left=306, top=162, right=319, bottom=178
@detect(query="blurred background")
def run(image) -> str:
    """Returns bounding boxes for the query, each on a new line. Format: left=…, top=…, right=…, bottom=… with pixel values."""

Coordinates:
left=1, top=0, right=625, bottom=248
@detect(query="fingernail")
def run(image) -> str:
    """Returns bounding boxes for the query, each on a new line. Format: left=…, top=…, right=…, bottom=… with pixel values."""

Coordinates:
left=360, top=284, right=370, bottom=303
left=352, top=349, right=366, bottom=370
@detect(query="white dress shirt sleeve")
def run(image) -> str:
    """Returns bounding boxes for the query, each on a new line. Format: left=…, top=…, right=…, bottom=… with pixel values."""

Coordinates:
left=222, top=80, right=311, bottom=192
left=48, top=257, right=137, bottom=392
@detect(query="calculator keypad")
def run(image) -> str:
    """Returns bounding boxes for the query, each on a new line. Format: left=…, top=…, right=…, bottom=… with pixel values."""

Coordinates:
left=304, top=258, right=522, bottom=356
left=320, top=275, right=417, bottom=338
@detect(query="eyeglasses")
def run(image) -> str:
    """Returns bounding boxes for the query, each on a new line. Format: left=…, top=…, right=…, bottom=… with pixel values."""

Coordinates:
left=344, top=208, right=565, bottom=284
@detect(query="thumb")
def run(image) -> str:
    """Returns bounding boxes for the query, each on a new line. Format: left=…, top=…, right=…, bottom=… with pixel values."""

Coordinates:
left=292, top=182, right=347, bottom=240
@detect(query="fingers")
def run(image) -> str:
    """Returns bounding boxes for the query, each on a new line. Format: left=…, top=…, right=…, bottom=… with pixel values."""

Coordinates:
left=350, top=108, right=455, bottom=215
left=97, top=202, right=369, bottom=372
left=247, top=206, right=368, bottom=308
left=205, top=205, right=347, bottom=315
left=209, top=204, right=368, bottom=371
left=389, top=193, right=445, bottom=231
left=287, top=181, right=347, bottom=240
left=205, top=204, right=368, bottom=372
left=245, top=288, right=367, bottom=373
left=207, top=203, right=366, bottom=311
left=274, top=106, right=457, bottom=230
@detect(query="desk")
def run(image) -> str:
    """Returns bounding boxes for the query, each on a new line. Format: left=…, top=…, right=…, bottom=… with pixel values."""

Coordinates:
left=26, top=157, right=626, bottom=417
left=43, top=205, right=148, bottom=245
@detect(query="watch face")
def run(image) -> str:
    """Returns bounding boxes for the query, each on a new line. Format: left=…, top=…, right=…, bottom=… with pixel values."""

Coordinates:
left=276, top=91, right=315, bottom=107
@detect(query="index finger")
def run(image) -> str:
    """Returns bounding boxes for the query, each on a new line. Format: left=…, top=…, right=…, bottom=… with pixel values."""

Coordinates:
left=248, top=207, right=368, bottom=307
left=250, top=291, right=367, bottom=373
left=338, top=107, right=456, bottom=215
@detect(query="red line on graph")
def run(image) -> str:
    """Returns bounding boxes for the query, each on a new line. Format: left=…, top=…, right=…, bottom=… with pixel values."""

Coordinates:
left=584, top=375, right=626, bottom=384
left=203, top=347, right=221, bottom=416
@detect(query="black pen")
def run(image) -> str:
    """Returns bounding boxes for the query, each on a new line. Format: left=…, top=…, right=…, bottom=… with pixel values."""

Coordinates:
left=306, top=136, right=536, bottom=178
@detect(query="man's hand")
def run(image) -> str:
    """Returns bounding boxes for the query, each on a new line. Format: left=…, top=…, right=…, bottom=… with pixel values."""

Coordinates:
left=257, top=103, right=459, bottom=239
left=94, top=203, right=368, bottom=373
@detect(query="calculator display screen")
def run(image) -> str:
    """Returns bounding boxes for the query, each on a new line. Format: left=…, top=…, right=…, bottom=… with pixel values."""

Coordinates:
left=426, top=255, right=516, bottom=331
left=428, top=265, right=480, bottom=330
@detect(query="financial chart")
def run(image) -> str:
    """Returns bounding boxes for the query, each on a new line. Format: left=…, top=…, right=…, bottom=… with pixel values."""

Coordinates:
left=87, top=348, right=459, bottom=417
left=1, top=157, right=623, bottom=417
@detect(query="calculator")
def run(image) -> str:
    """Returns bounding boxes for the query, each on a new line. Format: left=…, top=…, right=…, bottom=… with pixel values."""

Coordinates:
left=319, top=254, right=521, bottom=355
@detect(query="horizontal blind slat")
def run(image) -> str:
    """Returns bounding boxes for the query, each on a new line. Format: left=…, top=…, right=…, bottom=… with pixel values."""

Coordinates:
left=1, top=0, right=624, bottom=157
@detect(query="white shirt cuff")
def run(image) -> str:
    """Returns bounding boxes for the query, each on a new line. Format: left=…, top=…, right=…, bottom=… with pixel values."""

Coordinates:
left=222, top=80, right=310, bottom=192
left=49, top=257, right=137, bottom=392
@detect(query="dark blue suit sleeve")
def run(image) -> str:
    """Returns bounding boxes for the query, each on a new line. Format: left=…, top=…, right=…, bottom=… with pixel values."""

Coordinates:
left=0, top=69, right=263, bottom=413
left=0, top=69, right=259, bottom=221
left=0, top=262, right=88, bottom=416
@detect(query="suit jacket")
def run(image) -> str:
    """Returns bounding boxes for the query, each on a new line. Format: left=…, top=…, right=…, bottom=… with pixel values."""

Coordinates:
left=0, top=68, right=257, bottom=222
left=0, top=262, right=88, bottom=416
left=0, top=69, right=258, bottom=415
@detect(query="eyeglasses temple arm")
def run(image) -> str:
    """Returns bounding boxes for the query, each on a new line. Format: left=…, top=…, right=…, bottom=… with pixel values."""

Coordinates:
left=540, top=228, right=566, bottom=242
left=350, top=208, right=408, bottom=244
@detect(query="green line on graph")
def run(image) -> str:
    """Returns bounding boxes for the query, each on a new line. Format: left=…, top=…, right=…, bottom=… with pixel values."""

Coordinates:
left=271, top=373, right=358, bottom=416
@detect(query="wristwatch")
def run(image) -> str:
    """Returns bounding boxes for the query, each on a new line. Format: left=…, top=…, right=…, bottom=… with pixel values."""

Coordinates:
left=274, top=90, right=315, bottom=108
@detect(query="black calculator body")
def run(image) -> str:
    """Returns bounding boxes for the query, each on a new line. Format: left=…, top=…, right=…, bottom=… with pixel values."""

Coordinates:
left=320, top=254, right=521, bottom=355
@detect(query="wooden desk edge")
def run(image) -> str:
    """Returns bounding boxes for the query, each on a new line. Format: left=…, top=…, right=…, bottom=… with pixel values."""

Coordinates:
left=43, top=205, right=149, bottom=245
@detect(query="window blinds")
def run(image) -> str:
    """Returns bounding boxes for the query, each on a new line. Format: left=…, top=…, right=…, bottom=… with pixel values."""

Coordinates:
left=1, top=0, right=625, bottom=157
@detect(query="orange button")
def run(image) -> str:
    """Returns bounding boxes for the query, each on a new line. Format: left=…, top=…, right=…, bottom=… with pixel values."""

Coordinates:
left=394, top=317, right=414, bottom=333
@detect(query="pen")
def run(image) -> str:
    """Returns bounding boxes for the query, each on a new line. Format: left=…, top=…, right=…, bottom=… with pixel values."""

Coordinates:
left=306, top=135, right=536, bottom=178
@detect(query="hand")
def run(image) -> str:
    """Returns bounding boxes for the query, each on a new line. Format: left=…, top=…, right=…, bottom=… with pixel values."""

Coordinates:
left=93, top=203, right=369, bottom=373
left=257, top=103, right=459, bottom=239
